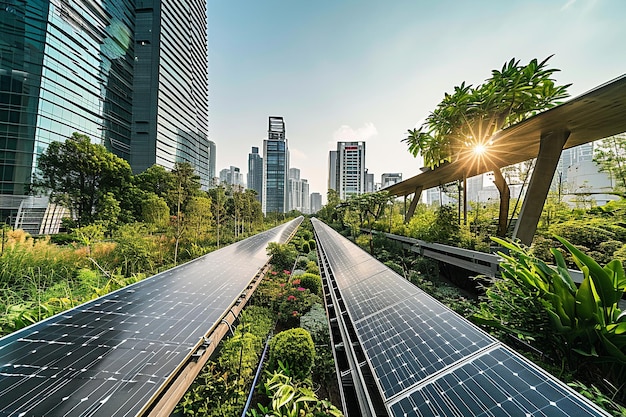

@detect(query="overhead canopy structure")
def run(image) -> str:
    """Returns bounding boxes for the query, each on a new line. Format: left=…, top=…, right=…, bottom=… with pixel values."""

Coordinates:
left=387, top=74, right=626, bottom=197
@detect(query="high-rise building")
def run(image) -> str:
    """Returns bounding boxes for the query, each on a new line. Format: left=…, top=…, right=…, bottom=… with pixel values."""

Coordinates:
left=262, top=116, right=289, bottom=214
left=287, top=168, right=302, bottom=212
left=381, top=173, right=403, bottom=188
left=310, top=192, right=322, bottom=214
left=336, top=141, right=366, bottom=200
left=328, top=150, right=338, bottom=193
left=132, top=0, right=210, bottom=186
left=286, top=168, right=310, bottom=213
left=0, top=0, right=210, bottom=230
left=247, top=146, right=263, bottom=202
left=365, top=169, right=375, bottom=193
left=208, top=140, right=217, bottom=183
left=219, top=166, right=243, bottom=188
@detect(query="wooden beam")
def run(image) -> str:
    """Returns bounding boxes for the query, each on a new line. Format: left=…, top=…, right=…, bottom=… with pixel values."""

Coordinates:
left=513, top=130, right=570, bottom=245
left=404, top=186, right=423, bottom=223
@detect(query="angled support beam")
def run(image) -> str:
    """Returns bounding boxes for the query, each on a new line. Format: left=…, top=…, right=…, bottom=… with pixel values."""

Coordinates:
left=513, top=129, right=570, bottom=245
left=404, top=186, right=423, bottom=223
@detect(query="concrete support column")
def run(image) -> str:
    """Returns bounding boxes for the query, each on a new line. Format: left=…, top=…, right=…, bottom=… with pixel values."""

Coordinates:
left=513, top=129, right=570, bottom=245
left=404, top=186, right=423, bottom=223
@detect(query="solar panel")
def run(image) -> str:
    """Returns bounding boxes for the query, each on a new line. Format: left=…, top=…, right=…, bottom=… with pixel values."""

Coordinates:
left=354, top=297, right=494, bottom=399
left=0, top=217, right=302, bottom=416
left=388, top=346, right=607, bottom=417
left=310, top=218, right=609, bottom=417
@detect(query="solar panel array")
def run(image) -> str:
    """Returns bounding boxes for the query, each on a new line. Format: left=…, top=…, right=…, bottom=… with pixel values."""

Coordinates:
left=311, top=218, right=608, bottom=417
left=0, top=217, right=302, bottom=417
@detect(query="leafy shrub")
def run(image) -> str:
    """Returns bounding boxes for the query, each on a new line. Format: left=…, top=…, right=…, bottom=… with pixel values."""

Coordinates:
left=306, top=260, right=319, bottom=275
left=267, top=242, right=298, bottom=271
left=269, top=328, right=315, bottom=380
left=308, top=239, right=316, bottom=251
left=238, top=306, right=275, bottom=340
left=218, top=332, right=262, bottom=383
left=301, top=242, right=310, bottom=253
left=252, top=365, right=343, bottom=417
left=384, top=260, right=404, bottom=277
left=298, top=273, right=322, bottom=296
left=307, top=251, right=318, bottom=262
left=300, top=303, right=329, bottom=344
left=296, top=255, right=309, bottom=270
left=476, top=235, right=626, bottom=404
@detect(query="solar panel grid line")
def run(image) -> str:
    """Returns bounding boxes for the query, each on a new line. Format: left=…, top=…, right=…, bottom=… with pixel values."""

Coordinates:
left=312, top=224, right=380, bottom=417
left=383, top=343, right=501, bottom=406
left=0, top=217, right=303, bottom=417
left=311, top=219, right=610, bottom=417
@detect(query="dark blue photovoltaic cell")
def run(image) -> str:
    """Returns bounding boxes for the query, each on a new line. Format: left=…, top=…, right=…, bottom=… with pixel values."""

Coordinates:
left=341, top=270, right=422, bottom=321
left=311, top=219, right=608, bottom=417
left=354, top=297, right=494, bottom=399
left=0, top=217, right=302, bottom=417
left=388, top=346, right=606, bottom=417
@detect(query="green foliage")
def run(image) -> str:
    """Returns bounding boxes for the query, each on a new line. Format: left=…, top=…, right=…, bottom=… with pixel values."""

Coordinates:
left=269, top=328, right=316, bottom=380
left=301, top=241, right=310, bottom=253
left=239, top=305, right=275, bottom=340
left=476, top=236, right=626, bottom=402
left=298, top=273, right=322, bottom=296
left=384, top=260, right=404, bottom=277
left=253, top=365, right=343, bottom=417
left=218, top=332, right=262, bottom=383
left=109, top=223, right=157, bottom=277
left=300, top=304, right=329, bottom=345
left=308, top=239, right=316, bottom=250
left=267, top=242, right=298, bottom=271
left=36, top=133, right=133, bottom=227
left=569, top=381, right=626, bottom=417
left=306, top=260, right=319, bottom=275
left=403, top=56, right=569, bottom=168
left=594, top=134, right=626, bottom=194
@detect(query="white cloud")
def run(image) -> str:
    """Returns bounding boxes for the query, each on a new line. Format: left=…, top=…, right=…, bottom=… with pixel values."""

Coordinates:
left=332, top=122, right=378, bottom=142
left=561, top=0, right=576, bottom=11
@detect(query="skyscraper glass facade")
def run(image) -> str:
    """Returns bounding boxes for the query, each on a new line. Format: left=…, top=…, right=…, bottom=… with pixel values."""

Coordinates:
left=0, top=0, right=134, bottom=216
left=263, top=116, right=288, bottom=214
left=0, top=0, right=210, bottom=222
left=133, top=0, right=209, bottom=187
left=247, top=146, right=263, bottom=202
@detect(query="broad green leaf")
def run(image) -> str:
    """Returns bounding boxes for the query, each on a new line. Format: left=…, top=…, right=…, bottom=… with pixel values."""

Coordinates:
left=604, top=259, right=626, bottom=292
left=575, top=277, right=598, bottom=323
left=556, top=236, right=618, bottom=307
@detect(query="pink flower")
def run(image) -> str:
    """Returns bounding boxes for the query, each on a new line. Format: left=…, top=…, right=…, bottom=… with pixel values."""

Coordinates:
left=292, top=310, right=299, bottom=317
left=271, top=271, right=277, bottom=275
left=297, top=287, right=306, bottom=292
left=283, top=270, right=291, bottom=275
left=287, top=295, right=297, bottom=301
left=279, top=283, right=285, bottom=288
left=292, top=279, right=301, bottom=285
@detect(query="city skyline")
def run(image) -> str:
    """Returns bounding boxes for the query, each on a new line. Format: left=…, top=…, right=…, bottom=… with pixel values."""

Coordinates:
left=208, top=0, right=626, bottom=202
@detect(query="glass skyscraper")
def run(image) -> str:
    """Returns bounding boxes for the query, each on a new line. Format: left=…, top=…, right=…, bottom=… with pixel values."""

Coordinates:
left=247, top=146, right=263, bottom=202
left=0, top=0, right=210, bottom=223
left=262, top=116, right=289, bottom=214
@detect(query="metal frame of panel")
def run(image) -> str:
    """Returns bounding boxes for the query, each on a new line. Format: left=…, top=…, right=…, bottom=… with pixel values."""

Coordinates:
left=312, top=218, right=609, bottom=417
left=0, top=217, right=302, bottom=417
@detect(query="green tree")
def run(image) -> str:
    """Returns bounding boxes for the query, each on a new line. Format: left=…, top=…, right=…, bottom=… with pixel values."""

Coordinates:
left=169, top=162, right=202, bottom=264
left=141, top=193, right=170, bottom=231
left=186, top=196, right=213, bottom=244
left=594, top=134, right=626, bottom=196
left=403, top=56, right=570, bottom=236
left=37, top=133, right=133, bottom=226
left=208, top=185, right=227, bottom=248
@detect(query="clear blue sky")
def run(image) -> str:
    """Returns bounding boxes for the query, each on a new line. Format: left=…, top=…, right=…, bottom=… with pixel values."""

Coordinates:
left=208, top=0, right=626, bottom=202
